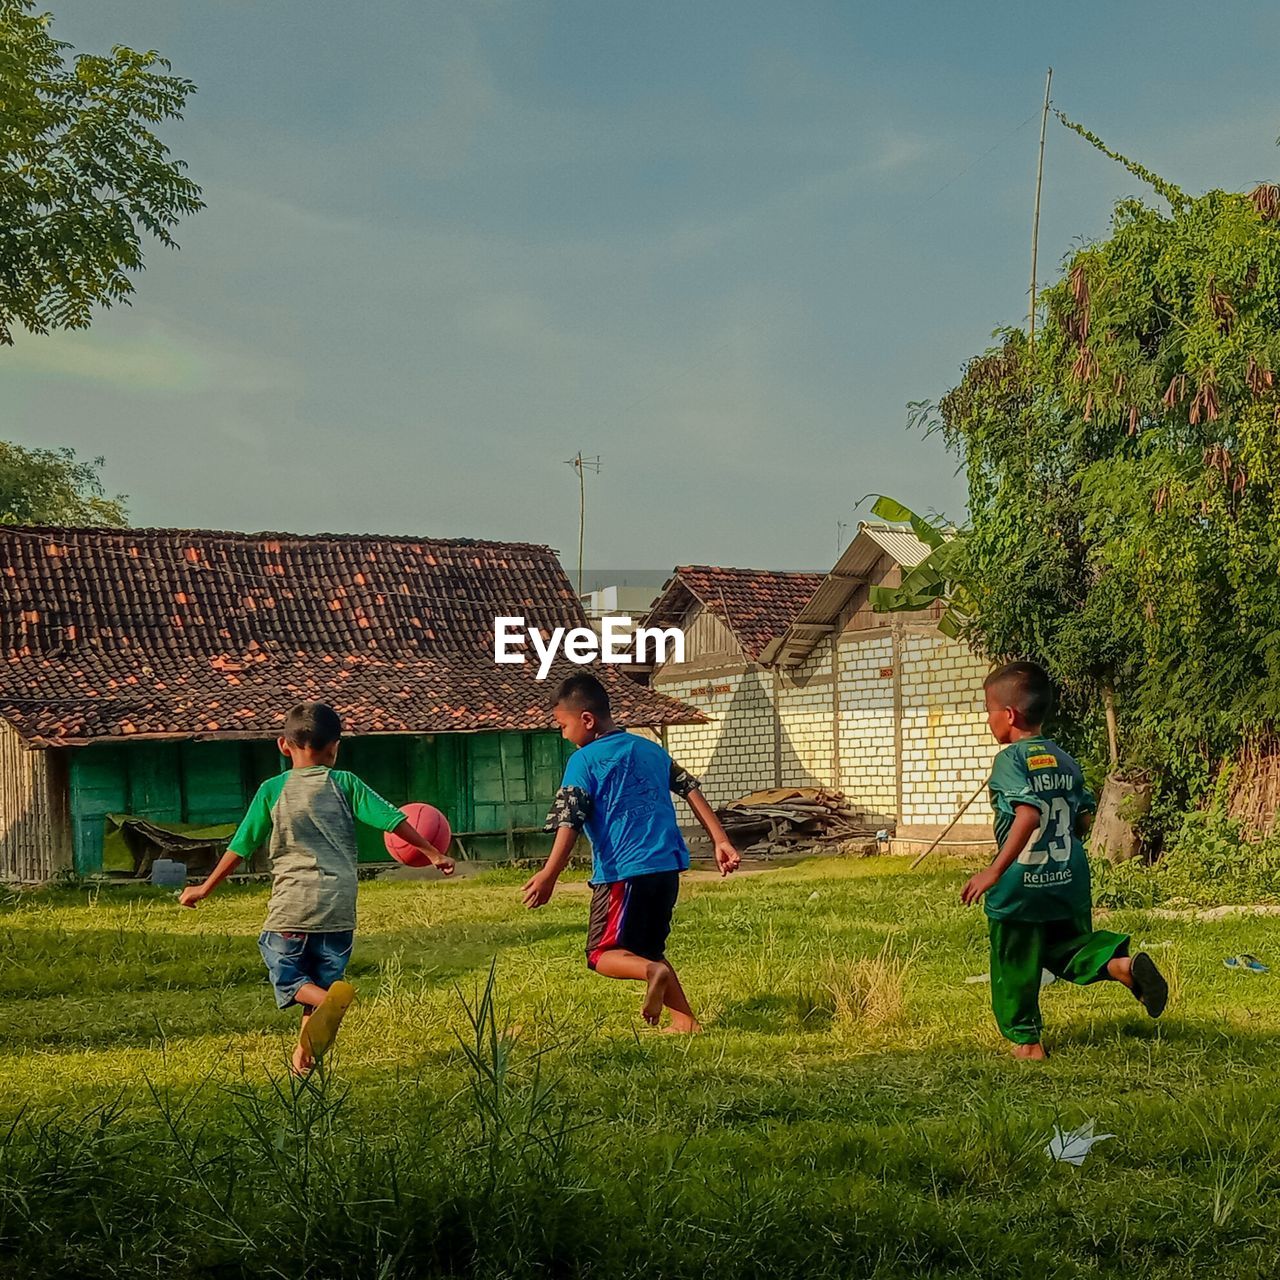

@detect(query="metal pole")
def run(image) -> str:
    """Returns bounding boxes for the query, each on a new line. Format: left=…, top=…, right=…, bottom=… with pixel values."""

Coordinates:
left=1029, top=67, right=1053, bottom=346
left=577, top=453, right=585, bottom=598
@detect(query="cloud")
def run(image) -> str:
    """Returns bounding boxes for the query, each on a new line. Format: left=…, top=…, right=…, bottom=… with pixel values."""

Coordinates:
left=6, top=318, right=301, bottom=398
left=7, top=327, right=206, bottom=392
left=872, top=131, right=930, bottom=173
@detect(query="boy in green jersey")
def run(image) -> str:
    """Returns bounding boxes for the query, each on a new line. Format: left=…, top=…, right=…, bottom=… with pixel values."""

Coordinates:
left=180, top=702, right=454, bottom=1074
left=960, top=662, right=1167, bottom=1059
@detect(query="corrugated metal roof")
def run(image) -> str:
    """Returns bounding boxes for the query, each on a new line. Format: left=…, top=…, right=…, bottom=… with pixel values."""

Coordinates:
left=764, top=522, right=936, bottom=667
left=860, top=523, right=931, bottom=569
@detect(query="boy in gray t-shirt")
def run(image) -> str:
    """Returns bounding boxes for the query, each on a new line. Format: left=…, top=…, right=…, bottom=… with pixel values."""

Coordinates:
left=181, top=702, right=453, bottom=1074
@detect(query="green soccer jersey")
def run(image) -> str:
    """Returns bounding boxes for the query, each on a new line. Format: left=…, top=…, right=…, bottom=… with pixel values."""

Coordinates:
left=983, top=737, right=1097, bottom=922
left=228, top=766, right=405, bottom=932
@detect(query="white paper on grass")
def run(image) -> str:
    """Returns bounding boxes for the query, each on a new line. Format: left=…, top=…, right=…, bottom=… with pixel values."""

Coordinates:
left=1046, top=1120, right=1114, bottom=1166
left=963, top=970, right=1057, bottom=987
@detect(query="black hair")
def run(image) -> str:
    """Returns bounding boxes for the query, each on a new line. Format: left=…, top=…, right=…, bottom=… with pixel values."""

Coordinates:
left=553, top=672, right=611, bottom=720
left=983, top=661, right=1054, bottom=726
left=283, top=702, right=343, bottom=749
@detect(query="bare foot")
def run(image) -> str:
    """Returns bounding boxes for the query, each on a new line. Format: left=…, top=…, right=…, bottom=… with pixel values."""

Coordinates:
left=641, top=962, right=672, bottom=1025
left=1012, top=1042, right=1047, bottom=1061
left=663, top=1018, right=703, bottom=1035
left=291, top=1040, right=313, bottom=1077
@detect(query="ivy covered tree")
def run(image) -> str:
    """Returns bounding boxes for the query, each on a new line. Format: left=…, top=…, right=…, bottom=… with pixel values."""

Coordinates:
left=0, top=442, right=127, bottom=526
left=886, top=123, right=1280, bottom=833
left=0, top=0, right=203, bottom=344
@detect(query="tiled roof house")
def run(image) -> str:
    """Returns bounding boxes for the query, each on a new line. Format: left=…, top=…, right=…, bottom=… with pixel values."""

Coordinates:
left=0, top=525, right=699, bottom=880
left=639, top=524, right=999, bottom=843
left=642, top=566, right=827, bottom=666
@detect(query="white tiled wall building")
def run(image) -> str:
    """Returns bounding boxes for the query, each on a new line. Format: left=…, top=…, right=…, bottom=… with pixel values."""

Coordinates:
left=899, top=632, right=994, bottom=830
left=658, top=628, right=994, bottom=835
left=837, top=632, right=898, bottom=820
left=645, top=529, right=998, bottom=841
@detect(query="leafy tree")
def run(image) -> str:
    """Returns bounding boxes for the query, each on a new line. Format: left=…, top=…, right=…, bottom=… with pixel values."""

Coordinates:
left=0, top=0, right=203, bottom=344
left=0, top=441, right=127, bottom=525
left=880, top=122, right=1280, bottom=826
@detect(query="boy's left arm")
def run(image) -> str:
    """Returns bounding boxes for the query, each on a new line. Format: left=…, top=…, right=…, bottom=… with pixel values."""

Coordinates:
left=339, top=773, right=454, bottom=875
left=180, top=780, right=274, bottom=907
left=670, top=762, right=739, bottom=876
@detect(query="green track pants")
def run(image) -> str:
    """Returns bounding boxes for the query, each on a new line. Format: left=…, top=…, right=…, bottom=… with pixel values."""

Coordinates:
left=988, top=915, right=1129, bottom=1045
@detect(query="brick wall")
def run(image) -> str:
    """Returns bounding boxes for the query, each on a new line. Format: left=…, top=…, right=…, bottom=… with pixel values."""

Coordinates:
left=776, top=647, right=834, bottom=789
left=835, top=632, right=897, bottom=823
left=657, top=668, right=776, bottom=805
left=899, top=631, right=996, bottom=831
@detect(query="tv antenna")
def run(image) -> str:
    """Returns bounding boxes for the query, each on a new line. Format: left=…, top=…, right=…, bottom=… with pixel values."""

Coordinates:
left=564, top=452, right=602, bottom=597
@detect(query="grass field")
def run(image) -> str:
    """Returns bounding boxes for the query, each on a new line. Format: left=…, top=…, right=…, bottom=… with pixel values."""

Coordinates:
left=3, top=855, right=1280, bottom=1278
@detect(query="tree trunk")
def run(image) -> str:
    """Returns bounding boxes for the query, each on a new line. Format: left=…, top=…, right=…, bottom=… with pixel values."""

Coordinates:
left=1101, top=683, right=1119, bottom=771
left=1091, top=774, right=1152, bottom=863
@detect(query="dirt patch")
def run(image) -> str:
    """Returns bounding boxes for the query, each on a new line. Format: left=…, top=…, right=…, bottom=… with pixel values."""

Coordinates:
left=684, top=861, right=787, bottom=883
left=1145, top=903, right=1280, bottom=922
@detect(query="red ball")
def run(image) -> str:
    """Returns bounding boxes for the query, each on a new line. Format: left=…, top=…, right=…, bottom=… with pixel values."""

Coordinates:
left=384, top=802, right=452, bottom=867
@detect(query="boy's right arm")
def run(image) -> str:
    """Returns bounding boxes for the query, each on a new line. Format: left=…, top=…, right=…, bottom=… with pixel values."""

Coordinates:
left=179, top=782, right=274, bottom=908
left=523, top=775, right=591, bottom=908
left=522, top=824, right=577, bottom=908
left=960, top=805, right=1042, bottom=905
left=960, top=751, right=1046, bottom=906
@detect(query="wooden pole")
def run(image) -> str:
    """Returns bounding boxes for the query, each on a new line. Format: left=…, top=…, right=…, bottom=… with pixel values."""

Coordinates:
left=565, top=452, right=600, bottom=598
left=1028, top=67, right=1053, bottom=346
left=909, top=779, right=987, bottom=870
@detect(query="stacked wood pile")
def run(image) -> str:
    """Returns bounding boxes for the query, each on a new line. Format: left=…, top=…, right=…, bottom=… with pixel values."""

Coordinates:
left=714, top=787, right=877, bottom=856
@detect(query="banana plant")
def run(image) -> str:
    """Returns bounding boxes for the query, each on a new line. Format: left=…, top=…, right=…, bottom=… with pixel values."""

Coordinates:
left=865, top=496, right=973, bottom=639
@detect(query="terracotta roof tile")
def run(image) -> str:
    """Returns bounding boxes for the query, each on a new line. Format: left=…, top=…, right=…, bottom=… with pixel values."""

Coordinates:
left=642, top=566, right=825, bottom=663
left=0, top=525, right=699, bottom=744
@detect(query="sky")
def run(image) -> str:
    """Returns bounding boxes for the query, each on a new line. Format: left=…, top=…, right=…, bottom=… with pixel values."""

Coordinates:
left=7, top=1, right=1280, bottom=573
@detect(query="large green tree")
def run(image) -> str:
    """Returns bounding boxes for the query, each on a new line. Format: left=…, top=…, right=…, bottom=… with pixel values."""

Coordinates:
left=0, top=442, right=127, bottom=525
left=884, top=126, right=1280, bottom=824
left=0, top=0, right=203, bottom=344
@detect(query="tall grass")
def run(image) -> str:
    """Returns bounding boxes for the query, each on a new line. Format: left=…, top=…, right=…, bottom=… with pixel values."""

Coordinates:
left=2, top=862, right=1280, bottom=1276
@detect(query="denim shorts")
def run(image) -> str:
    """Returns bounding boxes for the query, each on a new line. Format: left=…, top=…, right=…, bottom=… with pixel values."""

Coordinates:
left=257, top=930, right=355, bottom=1009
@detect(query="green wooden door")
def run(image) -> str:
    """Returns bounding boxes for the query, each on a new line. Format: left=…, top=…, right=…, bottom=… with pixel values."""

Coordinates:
left=463, top=730, right=573, bottom=859
left=69, top=745, right=128, bottom=875
left=128, top=743, right=183, bottom=822
left=68, top=731, right=573, bottom=873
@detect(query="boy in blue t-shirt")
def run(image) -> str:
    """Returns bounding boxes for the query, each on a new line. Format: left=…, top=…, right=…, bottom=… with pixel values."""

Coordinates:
left=522, top=673, right=740, bottom=1032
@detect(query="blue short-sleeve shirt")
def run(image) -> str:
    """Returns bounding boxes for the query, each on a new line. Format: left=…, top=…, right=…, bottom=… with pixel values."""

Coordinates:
left=548, top=730, right=695, bottom=884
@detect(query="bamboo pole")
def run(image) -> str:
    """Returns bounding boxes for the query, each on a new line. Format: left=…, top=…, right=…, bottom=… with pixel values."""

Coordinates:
left=1102, top=683, right=1119, bottom=771
left=909, top=779, right=988, bottom=870
left=1028, top=67, right=1053, bottom=346
left=576, top=454, right=585, bottom=598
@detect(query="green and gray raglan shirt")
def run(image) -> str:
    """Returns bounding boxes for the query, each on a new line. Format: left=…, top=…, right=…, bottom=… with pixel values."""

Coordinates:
left=984, top=737, right=1097, bottom=923
left=228, top=767, right=405, bottom=933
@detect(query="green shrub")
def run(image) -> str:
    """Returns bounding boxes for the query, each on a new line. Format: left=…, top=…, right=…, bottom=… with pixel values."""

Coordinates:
left=1093, top=810, right=1280, bottom=908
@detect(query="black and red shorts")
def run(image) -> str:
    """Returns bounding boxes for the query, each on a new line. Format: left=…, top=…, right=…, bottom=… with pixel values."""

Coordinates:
left=585, top=870, right=680, bottom=969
